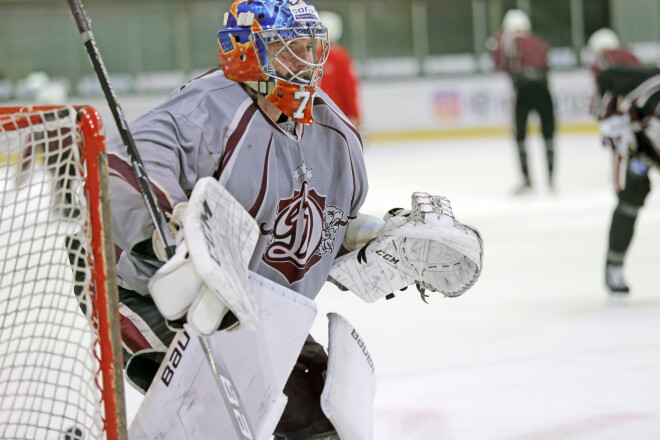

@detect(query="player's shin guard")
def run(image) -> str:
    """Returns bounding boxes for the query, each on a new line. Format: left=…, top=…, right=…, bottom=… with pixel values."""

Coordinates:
left=608, top=201, right=640, bottom=258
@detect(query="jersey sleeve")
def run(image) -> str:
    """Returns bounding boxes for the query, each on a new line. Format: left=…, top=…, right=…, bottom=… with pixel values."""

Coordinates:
left=107, top=109, right=206, bottom=261
left=349, top=139, right=368, bottom=219
left=488, top=33, right=507, bottom=72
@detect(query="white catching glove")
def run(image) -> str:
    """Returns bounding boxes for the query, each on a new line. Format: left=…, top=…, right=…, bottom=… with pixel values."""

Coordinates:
left=599, top=113, right=637, bottom=157
left=148, top=177, right=260, bottom=335
left=329, top=192, right=483, bottom=303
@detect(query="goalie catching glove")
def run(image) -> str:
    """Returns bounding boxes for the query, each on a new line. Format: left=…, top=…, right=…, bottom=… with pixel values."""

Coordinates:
left=329, top=192, right=483, bottom=303
left=148, top=177, right=260, bottom=335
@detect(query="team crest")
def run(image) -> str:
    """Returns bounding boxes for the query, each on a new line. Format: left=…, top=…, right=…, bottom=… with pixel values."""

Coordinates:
left=261, top=182, right=346, bottom=283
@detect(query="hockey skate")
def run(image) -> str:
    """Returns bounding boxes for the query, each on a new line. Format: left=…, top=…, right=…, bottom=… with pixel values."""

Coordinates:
left=513, top=180, right=532, bottom=195
left=605, top=264, right=629, bottom=305
left=273, top=433, right=339, bottom=440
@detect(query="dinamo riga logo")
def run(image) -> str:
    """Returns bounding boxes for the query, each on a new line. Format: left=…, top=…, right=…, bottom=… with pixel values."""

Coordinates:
left=261, top=182, right=344, bottom=283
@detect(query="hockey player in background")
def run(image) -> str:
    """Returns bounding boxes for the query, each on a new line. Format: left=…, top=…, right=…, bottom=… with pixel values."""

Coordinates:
left=316, top=10, right=362, bottom=130
left=594, top=65, right=660, bottom=303
left=587, top=28, right=642, bottom=79
left=488, top=9, right=557, bottom=194
left=104, top=0, right=483, bottom=438
left=587, top=29, right=647, bottom=300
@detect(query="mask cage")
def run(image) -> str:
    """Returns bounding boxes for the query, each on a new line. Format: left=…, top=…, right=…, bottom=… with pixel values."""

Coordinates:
left=251, top=25, right=329, bottom=88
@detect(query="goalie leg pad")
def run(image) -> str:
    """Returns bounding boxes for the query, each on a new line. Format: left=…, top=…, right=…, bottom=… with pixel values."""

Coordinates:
left=320, top=313, right=376, bottom=440
left=130, top=272, right=318, bottom=440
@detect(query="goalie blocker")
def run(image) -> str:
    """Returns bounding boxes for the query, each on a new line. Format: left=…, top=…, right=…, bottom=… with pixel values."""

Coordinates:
left=149, top=177, right=260, bottom=335
left=330, top=192, right=483, bottom=302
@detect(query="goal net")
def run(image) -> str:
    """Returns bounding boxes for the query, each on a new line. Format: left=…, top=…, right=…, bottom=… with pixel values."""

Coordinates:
left=0, top=106, right=126, bottom=440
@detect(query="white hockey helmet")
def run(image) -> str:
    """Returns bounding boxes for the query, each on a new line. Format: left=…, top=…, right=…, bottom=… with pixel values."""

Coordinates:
left=318, top=11, right=343, bottom=43
left=588, top=28, right=620, bottom=54
left=502, top=9, right=531, bottom=33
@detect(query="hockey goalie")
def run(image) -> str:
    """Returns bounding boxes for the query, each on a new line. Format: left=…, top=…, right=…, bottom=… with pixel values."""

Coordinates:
left=105, top=1, right=483, bottom=439
left=129, top=180, right=482, bottom=440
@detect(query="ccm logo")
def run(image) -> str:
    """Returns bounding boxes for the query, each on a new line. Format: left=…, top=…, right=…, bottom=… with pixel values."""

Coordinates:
left=161, top=331, right=191, bottom=386
left=375, top=249, right=399, bottom=264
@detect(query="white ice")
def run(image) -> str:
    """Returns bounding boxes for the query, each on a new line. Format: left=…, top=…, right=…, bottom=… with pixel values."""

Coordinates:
left=124, top=132, right=660, bottom=439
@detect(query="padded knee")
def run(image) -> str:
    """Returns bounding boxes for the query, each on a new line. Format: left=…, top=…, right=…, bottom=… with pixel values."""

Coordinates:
left=617, top=162, right=651, bottom=207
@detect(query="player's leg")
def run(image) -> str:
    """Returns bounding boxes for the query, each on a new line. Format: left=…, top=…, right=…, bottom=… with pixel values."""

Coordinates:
left=65, top=233, right=175, bottom=392
left=119, top=285, right=176, bottom=393
left=605, top=157, right=651, bottom=299
left=513, top=82, right=532, bottom=193
left=274, top=335, right=338, bottom=440
left=536, top=83, right=556, bottom=189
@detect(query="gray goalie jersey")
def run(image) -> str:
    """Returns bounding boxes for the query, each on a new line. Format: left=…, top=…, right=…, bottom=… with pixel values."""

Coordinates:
left=108, top=69, right=368, bottom=301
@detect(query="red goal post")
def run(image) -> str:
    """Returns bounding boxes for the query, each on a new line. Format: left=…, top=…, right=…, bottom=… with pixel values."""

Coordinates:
left=0, top=105, right=127, bottom=440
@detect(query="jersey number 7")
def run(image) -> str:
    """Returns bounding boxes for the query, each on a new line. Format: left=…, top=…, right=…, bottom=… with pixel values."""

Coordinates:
left=293, top=90, right=311, bottom=119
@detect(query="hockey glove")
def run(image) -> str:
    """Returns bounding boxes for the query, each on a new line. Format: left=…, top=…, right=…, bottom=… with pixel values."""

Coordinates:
left=599, top=113, right=637, bottom=157
left=328, top=192, right=483, bottom=303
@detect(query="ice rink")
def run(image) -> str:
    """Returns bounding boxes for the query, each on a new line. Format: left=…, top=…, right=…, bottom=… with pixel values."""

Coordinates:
left=123, top=131, right=660, bottom=439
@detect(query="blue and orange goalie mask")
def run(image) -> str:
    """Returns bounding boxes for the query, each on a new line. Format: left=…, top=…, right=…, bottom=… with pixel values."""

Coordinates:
left=218, top=0, right=330, bottom=124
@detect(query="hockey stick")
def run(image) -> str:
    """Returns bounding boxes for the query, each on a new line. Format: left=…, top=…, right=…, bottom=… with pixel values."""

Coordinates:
left=66, top=1, right=256, bottom=438
left=66, top=0, right=175, bottom=260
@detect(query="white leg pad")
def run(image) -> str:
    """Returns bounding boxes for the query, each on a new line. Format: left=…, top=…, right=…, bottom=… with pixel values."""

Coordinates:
left=320, top=313, right=377, bottom=440
left=129, top=272, right=318, bottom=440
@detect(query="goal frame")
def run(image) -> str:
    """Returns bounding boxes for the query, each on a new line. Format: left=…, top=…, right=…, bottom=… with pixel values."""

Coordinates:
left=0, top=105, right=127, bottom=440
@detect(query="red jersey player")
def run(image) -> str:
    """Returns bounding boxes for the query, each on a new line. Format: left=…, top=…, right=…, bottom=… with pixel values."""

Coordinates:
left=317, top=11, right=362, bottom=129
left=488, top=9, right=556, bottom=193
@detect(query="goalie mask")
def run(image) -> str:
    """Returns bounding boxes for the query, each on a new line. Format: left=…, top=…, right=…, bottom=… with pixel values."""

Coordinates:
left=218, top=0, right=329, bottom=124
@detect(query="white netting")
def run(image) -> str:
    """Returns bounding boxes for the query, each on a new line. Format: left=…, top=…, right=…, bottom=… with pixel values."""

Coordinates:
left=0, top=107, right=105, bottom=439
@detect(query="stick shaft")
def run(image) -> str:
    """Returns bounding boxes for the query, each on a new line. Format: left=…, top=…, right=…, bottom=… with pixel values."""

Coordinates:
left=66, top=0, right=176, bottom=259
